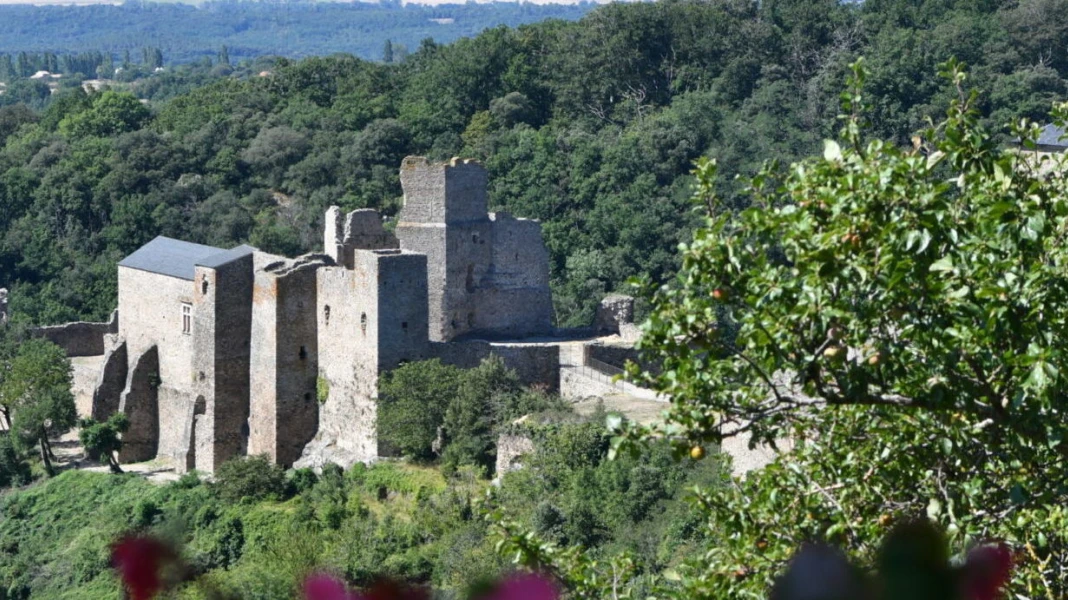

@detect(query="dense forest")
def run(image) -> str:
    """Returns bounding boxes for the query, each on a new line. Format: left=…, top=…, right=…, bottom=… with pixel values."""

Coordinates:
left=0, top=1, right=596, bottom=64
left=0, top=0, right=1067, bottom=598
left=3, top=0, right=1066, bottom=329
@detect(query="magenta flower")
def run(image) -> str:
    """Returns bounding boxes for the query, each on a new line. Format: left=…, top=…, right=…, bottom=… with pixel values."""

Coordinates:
left=961, top=543, right=1013, bottom=600
left=485, top=572, right=560, bottom=600
left=111, top=535, right=174, bottom=600
left=304, top=574, right=357, bottom=600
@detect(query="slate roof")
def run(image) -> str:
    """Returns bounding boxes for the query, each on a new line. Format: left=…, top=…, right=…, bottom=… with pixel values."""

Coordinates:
left=118, top=236, right=226, bottom=281
left=198, top=245, right=256, bottom=269
left=1037, top=123, right=1068, bottom=149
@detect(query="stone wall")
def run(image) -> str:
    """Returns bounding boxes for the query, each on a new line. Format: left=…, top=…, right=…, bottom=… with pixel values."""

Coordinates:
left=248, top=254, right=327, bottom=467
left=302, top=249, right=430, bottom=469
left=91, top=340, right=127, bottom=420
left=71, top=355, right=104, bottom=419
left=480, top=213, right=553, bottom=337
left=118, top=346, right=159, bottom=463
left=495, top=433, right=535, bottom=477
left=397, top=157, right=552, bottom=342
left=191, top=248, right=254, bottom=472
left=30, top=310, right=118, bottom=357
left=432, top=340, right=560, bottom=391
left=117, top=267, right=197, bottom=464
left=325, top=206, right=399, bottom=268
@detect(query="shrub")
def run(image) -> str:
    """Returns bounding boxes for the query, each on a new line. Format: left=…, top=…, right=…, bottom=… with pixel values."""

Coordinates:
left=0, top=432, right=30, bottom=488
left=212, top=455, right=288, bottom=503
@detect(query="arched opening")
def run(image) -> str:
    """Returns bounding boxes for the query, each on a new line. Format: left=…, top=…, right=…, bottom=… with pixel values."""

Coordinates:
left=324, top=305, right=331, bottom=326
left=201, top=278, right=209, bottom=295
left=186, top=395, right=207, bottom=472
left=361, top=313, right=368, bottom=335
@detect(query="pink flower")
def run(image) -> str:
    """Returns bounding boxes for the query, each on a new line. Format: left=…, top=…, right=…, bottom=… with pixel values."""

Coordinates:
left=485, top=572, right=560, bottom=600
left=111, top=535, right=173, bottom=600
left=304, top=574, right=357, bottom=600
left=961, top=543, right=1013, bottom=600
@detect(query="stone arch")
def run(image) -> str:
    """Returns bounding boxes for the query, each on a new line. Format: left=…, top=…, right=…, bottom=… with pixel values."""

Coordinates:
left=91, top=340, right=127, bottom=421
left=117, top=346, right=159, bottom=464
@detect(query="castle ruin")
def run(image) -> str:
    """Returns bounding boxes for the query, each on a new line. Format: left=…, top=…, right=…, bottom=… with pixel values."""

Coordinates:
left=30, top=157, right=642, bottom=473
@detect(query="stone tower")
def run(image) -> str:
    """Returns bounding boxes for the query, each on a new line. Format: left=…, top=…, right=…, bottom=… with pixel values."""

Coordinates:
left=396, top=156, right=552, bottom=342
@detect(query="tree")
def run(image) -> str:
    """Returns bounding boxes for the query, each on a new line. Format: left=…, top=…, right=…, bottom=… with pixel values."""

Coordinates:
left=604, top=60, right=1068, bottom=596
left=383, top=39, right=394, bottom=64
left=58, top=90, right=151, bottom=138
left=3, top=338, right=76, bottom=476
left=378, top=359, right=462, bottom=461
left=78, top=413, right=129, bottom=473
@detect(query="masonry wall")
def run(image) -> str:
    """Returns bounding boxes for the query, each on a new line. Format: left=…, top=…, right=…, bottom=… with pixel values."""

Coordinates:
left=432, top=340, right=560, bottom=391
left=442, top=220, right=492, bottom=340
left=397, top=156, right=552, bottom=341
left=117, top=267, right=196, bottom=463
left=191, top=253, right=254, bottom=472
left=308, top=263, right=379, bottom=467
left=91, top=340, right=127, bottom=421
left=325, top=207, right=399, bottom=268
left=248, top=254, right=324, bottom=467
left=118, top=346, right=159, bottom=463
left=30, top=310, right=118, bottom=357
left=304, top=250, right=429, bottom=468
left=481, top=214, right=553, bottom=337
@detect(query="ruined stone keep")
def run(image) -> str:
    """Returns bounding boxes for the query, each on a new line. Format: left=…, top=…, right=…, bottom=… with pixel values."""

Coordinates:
left=40, top=157, right=601, bottom=473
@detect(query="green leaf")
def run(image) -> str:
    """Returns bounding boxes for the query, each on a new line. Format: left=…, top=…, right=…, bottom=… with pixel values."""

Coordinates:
left=823, top=139, right=842, bottom=161
left=929, top=256, right=955, bottom=273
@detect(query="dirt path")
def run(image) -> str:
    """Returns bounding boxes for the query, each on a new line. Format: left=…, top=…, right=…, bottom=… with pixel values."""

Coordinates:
left=571, top=393, right=668, bottom=426
left=52, top=431, right=182, bottom=484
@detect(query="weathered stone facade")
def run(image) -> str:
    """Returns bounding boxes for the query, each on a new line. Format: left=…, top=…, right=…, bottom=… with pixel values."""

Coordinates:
left=396, top=157, right=553, bottom=342
left=27, top=157, right=616, bottom=474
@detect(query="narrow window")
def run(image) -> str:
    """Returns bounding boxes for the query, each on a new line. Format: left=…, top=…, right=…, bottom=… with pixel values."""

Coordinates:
left=201, top=278, right=209, bottom=295
left=299, top=346, right=308, bottom=360
left=181, top=303, right=192, bottom=335
left=401, top=321, right=408, bottom=332
left=360, top=313, right=368, bottom=335
left=324, top=305, right=331, bottom=325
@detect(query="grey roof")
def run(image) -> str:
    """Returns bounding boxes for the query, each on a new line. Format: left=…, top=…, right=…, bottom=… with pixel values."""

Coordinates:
left=118, top=236, right=226, bottom=281
left=197, top=245, right=256, bottom=269
left=1037, top=123, right=1068, bottom=148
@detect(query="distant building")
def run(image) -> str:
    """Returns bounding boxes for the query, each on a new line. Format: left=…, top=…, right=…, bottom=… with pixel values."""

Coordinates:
left=1035, top=123, right=1068, bottom=153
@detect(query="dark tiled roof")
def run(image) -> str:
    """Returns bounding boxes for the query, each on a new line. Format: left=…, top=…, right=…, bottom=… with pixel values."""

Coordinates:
left=1037, top=123, right=1068, bottom=148
left=197, top=245, right=256, bottom=269
left=118, top=236, right=225, bottom=281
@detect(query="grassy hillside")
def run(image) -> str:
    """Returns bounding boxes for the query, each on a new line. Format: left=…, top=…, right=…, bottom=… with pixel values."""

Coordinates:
left=0, top=429, right=723, bottom=599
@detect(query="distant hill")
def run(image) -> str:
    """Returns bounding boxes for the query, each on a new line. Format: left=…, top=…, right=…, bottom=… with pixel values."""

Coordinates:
left=0, top=1, right=601, bottom=63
